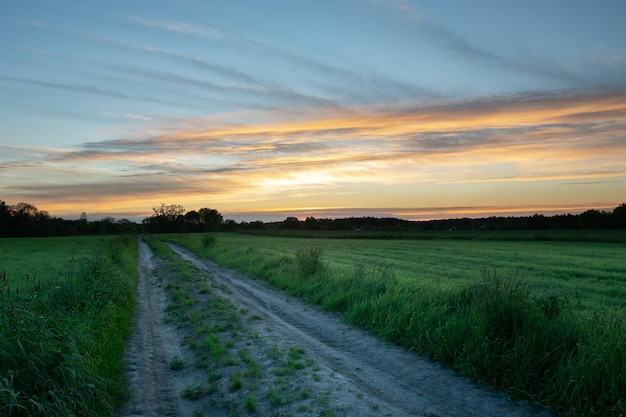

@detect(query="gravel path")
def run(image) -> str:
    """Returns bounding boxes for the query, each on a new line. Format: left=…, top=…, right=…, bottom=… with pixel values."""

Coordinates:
left=117, top=239, right=553, bottom=417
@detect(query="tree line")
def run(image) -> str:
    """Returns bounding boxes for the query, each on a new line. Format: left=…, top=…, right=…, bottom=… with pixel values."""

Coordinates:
left=279, top=204, right=626, bottom=232
left=141, top=204, right=224, bottom=233
left=0, top=201, right=140, bottom=237
left=0, top=201, right=242, bottom=237
left=1, top=199, right=625, bottom=238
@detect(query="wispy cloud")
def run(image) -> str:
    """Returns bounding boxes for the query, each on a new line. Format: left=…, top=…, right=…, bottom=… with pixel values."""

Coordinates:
left=13, top=18, right=349, bottom=110
left=0, top=75, right=199, bottom=109
left=36, top=90, right=626, bottom=193
left=6, top=89, right=619, bottom=217
left=124, top=14, right=440, bottom=104
left=4, top=3, right=625, bottom=221
left=127, top=16, right=223, bottom=38
left=16, top=18, right=257, bottom=85
left=368, top=0, right=584, bottom=86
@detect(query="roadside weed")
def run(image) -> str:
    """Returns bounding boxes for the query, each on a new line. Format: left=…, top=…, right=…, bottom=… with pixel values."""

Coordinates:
left=169, top=356, right=186, bottom=370
left=182, top=383, right=207, bottom=400
left=294, top=246, right=325, bottom=280
left=267, top=387, right=286, bottom=405
left=230, top=370, right=243, bottom=392
left=244, top=394, right=257, bottom=412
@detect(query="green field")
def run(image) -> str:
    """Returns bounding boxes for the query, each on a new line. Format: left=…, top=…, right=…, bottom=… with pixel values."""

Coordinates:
left=163, top=231, right=626, bottom=417
left=165, top=232, right=625, bottom=316
left=0, top=235, right=137, bottom=417
left=0, top=235, right=115, bottom=287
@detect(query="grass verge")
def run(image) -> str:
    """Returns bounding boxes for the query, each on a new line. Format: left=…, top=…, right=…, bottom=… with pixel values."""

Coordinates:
left=165, top=232, right=625, bottom=417
left=0, top=235, right=137, bottom=417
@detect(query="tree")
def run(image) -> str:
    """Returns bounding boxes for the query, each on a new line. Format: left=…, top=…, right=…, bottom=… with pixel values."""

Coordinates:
left=184, top=210, right=201, bottom=232
left=304, top=216, right=320, bottom=230
left=222, top=219, right=238, bottom=231
left=152, top=204, right=186, bottom=219
left=281, top=217, right=300, bottom=229
left=0, top=200, right=10, bottom=236
left=7, top=202, right=51, bottom=236
left=11, top=202, right=39, bottom=217
left=198, top=208, right=223, bottom=231
left=613, top=203, right=626, bottom=229
left=145, top=204, right=186, bottom=233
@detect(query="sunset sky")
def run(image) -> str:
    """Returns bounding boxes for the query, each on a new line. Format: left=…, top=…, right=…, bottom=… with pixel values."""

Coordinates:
left=1, top=1, right=625, bottom=222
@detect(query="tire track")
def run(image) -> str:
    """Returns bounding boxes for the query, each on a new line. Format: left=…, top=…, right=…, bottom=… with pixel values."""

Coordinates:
left=166, top=243, right=553, bottom=417
left=117, top=240, right=178, bottom=417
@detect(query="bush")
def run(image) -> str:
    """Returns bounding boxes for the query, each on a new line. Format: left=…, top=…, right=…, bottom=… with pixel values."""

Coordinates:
left=294, top=247, right=325, bottom=280
left=200, top=234, right=216, bottom=248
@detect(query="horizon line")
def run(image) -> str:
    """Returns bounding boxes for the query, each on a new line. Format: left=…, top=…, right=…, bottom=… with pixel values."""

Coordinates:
left=47, top=202, right=621, bottom=223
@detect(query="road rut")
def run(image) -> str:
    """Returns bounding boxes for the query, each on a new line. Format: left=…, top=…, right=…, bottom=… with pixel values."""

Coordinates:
left=118, top=239, right=552, bottom=417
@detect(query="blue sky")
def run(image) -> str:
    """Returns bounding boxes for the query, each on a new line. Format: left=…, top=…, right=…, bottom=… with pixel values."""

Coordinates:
left=1, top=0, right=625, bottom=221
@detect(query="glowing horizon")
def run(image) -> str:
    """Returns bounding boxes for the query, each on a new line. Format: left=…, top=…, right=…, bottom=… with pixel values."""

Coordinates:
left=1, top=2, right=625, bottom=222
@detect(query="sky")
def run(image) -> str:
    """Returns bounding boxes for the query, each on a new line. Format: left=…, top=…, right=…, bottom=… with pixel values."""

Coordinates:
left=1, top=0, right=625, bottom=222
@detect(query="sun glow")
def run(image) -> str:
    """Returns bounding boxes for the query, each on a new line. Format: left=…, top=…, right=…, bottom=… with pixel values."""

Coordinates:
left=3, top=91, right=626, bottom=220
left=259, top=170, right=339, bottom=189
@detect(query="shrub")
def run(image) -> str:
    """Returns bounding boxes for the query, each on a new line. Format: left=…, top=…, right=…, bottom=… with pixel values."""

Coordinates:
left=200, top=234, right=216, bottom=248
left=294, top=247, right=325, bottom=280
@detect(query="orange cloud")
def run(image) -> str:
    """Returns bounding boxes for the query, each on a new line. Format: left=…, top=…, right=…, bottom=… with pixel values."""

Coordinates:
left=3, top=90, right=625, bottom=219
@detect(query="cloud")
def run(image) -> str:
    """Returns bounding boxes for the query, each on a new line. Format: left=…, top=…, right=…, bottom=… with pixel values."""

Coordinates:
left=0, top=75, right=199, bottom=108
left=124, top=14, right=441, bottom=104
left=14, top=18, right=346, bottom=110
left=132, top=44, right=259, bottom=85
left=368, top=0, right=583, bottom=86
left=16, top=18, right=257, bottom=85
left=127, top=16, right=223, bottom=38
left=12, top=15, right=436, bottom=116
left=3, top=89, right=625, bottom=218
left=41, top=89, right=626, bottom=182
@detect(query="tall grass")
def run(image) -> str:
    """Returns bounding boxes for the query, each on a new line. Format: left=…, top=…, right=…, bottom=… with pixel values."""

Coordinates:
left=164, top=233, right=625, bottom=417
left=294, top=247, right=325, bottom=280
left=0, top=235, right=137, bottom=417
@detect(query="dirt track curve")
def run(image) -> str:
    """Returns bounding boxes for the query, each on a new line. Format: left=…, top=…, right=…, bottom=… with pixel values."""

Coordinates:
left=117, top=239, right=553, bottom=417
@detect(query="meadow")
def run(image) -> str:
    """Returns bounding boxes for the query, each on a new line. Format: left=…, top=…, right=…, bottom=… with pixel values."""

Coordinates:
left=163, top=231, right=626, bottom=417
left=0, top=235, right=137, bottom=417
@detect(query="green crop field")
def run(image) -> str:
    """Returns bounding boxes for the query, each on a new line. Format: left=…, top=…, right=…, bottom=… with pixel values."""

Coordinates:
left=0, top=235, right=137, bottom=417
left=165, top=232, right=625, bottom=316
left=162, top=231, right=626, bottom=417
left=0, top=235, right=114, bottom=289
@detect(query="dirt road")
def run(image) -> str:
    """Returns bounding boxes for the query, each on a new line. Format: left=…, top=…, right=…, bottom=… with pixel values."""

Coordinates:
left=118, top=239, right=552, bottom=417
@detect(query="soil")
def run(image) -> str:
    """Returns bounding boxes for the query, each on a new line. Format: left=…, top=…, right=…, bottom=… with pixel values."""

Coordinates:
left=117, top=239, right=553, bottom=417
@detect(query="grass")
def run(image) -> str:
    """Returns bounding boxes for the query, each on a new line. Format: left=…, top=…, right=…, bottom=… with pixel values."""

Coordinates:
left=230, top=370, right=243, bottom=392
left=145, top=237, right=353, bottom=416
left=0, top=234, right=137, bottom=417
left=0, top=235, right=113, bottom=287
left=169, top=357, right=186, bottom=371
left=182, top=384, right=207, bottom=400
left=294, top=246, right=325, bottom=280
left=163, top=232, right=625, bottom=316
left=267, top=387, right=287, bottom=405
left=163, top=231, right=626, bottom=417
left=237, top=227, right=626, bottom=243
left=244, top=394, right=257, bottom=412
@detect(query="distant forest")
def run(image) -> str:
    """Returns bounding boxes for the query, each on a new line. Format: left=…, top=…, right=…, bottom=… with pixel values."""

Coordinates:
left=1, top=200, right=625, bottom=237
